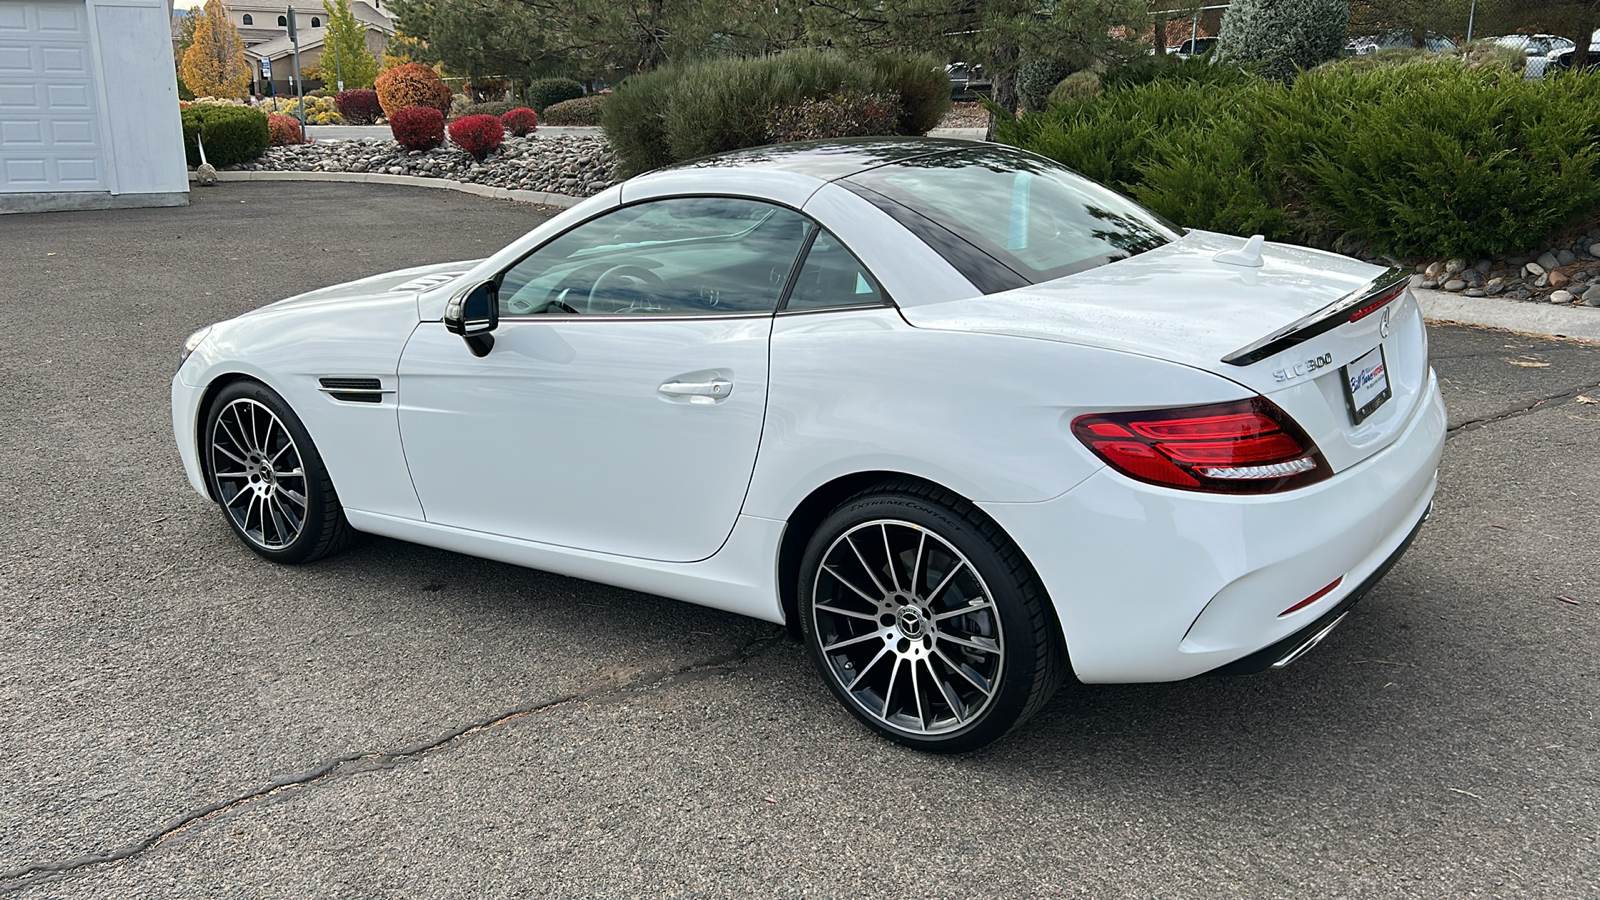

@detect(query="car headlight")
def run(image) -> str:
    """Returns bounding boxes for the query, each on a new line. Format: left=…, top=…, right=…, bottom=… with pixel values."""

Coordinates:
left=179, top=325, right=213, bottom=369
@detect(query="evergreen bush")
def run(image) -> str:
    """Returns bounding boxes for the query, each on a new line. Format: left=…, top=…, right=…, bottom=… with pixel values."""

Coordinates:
left=604, top=51, right=949, bottom=177
left=541, top=95, right=606, bottom=126
left=766, top=90, right=901, bottom=143
left=996, top=56, right=1600, bottom=259
left=1017, top=57, right=1076, bottom=113
left=1217, top=0, right=1349, bottom=82
left=180, top=104, right=268, bottom=166
left=1047, top=70, right=1103, bottom=105
left=523, top=77, right=585, bottom=114
left=453, top=100, right=518, bottom=120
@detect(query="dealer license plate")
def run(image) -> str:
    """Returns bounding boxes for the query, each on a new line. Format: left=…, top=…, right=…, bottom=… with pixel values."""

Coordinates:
left=1342, top=345, right=1391, bottom=425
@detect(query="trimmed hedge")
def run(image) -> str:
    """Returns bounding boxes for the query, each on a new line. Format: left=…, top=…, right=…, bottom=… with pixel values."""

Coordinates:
left=267, top=113, right=303, bottom=146
left=502, top=107, right=538, bottom=136
left=181, top=105, right=268, bottom=167
left=335, top=89, right=382, bottom=124
left=452, top=100, right=518, bottom=120
left=449, top=113, right=504, bottom=160
left=390, top=106, right=445, bottom=151
left=603, top=50, right=950, bottom=177
left=540, top=95, right=605, bottom=126
left=524, top=77, right=584, bottom=114
left=998, top=55, right=1600, bottom=259
left=375, top=63, right=452, bottom=118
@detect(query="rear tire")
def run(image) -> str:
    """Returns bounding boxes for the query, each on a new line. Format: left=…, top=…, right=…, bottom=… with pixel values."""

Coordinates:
left=204, top=380, right=355, bottom=564
left=797, top=482, right=1065, bottom=752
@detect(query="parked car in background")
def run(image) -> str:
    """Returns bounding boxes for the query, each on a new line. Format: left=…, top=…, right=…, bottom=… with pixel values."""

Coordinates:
left=945, top=62, right=991, bottom=99
left=1346, top=30, right=1458, bottom=55
left=1487, top=33, right=1575, bottom=79
left=1547, top=29, right=1600, bottom=73
left=1166, top=37, right=1218, bottom=59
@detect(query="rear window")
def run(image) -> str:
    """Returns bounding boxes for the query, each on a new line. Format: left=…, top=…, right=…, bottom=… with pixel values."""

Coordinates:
left=844, top=146, right=1179, bottom=287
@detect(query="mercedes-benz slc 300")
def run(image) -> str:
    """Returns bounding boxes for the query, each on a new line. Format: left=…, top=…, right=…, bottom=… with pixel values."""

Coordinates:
left=173, top=139, right=1445, bottom=751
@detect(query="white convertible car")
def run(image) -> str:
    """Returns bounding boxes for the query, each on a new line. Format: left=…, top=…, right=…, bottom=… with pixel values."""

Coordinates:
left=173, top=139, right=1446, bottom=751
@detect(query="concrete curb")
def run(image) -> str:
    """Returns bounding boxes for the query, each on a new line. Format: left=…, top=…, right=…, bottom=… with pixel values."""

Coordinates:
left=1415, top=288, right=1600, bottom=344
left=188, top=169, right=585, bottom=208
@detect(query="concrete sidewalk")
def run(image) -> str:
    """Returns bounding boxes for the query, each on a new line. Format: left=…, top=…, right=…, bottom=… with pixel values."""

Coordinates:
left=1415, top=288, right=1600, bottom=343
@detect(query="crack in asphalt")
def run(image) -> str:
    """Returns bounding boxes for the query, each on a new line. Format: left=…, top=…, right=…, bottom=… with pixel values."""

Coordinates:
left=1446, top=380, right=1600, bottom=438
left=0, top=630, right=788, bottom=895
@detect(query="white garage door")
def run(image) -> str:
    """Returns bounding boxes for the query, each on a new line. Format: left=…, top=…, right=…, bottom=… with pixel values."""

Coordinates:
left=0, top=1, right=105, bottom=193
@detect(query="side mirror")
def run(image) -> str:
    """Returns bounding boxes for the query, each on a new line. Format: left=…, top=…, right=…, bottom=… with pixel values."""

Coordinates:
left=444, top=281, right=499, bottom=357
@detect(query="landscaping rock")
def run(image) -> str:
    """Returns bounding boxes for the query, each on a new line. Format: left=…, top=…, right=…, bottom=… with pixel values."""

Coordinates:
left=1557, top=248, right=1577, bottom=266
left=1460, top=268, right=1485, bottom=287
left=1538, top=251, right=1561, bottom=271
left=1550, top=290, right=1575, bottom=303
left=1524, top=262, right=1546, bottom=277
left=1443, top=279, right=1467, bottom=292
left=1424, top=261, right=1445, bottom=280
left=1408, top=274, right=1427, bottom=288
left=1550, top=270, right=1571, bottom=289
left=1485, top=278, right=1505, bottom=295
left=1590, top=243, right=1600, bottom=258
left=1584, top=285, right=1600, bottom=307
left=1474, top=258, right=1493, bottom=273
left=1445, top=258, right=1466, bottom=274
left=1464, top=289, right=1485, bottom=297
left=1420, top=280, right=1439, bottom=290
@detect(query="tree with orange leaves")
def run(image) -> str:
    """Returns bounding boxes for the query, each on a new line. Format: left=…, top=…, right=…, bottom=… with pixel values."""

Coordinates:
left=179, top=0, right=252, bottom=99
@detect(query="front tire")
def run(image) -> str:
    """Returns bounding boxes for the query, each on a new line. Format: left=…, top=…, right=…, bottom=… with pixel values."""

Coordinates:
left=798, top=483, right=1065, bottom=752
left=204, top=380, right=355, bottom=564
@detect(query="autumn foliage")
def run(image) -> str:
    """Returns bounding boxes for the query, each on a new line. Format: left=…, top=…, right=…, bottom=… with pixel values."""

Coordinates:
left=179, top=0, right=251, bottom=99
left=390, top=106, right=445, bottom=151
left=500, top=107, right=538, bottom=137
left=448, top=114, right=505, bottom=160
left=374, top=63, right=452, bottom=119
left=267, top=114, right=303, bottom=146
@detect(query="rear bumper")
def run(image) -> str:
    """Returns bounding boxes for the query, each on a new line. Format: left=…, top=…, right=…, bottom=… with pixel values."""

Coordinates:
left=1204, top=501, right=1428, bottom=675
left=978, top=370, right=1446, bottom=683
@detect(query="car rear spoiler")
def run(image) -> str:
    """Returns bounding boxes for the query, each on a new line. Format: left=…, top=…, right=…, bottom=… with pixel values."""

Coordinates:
left=1221, top=266, right=1411, bottom=367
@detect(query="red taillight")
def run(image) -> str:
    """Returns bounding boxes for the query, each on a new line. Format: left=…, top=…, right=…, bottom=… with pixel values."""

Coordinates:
left=1071, top=398, right=1331, bottom=494
left=1347, top=284, right=1404, bottom=323
left=1280, top=576, right=1344, bottom=617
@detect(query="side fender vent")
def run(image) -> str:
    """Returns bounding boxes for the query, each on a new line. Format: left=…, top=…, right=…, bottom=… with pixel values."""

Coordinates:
left=318, top=377, right=389, bottom=403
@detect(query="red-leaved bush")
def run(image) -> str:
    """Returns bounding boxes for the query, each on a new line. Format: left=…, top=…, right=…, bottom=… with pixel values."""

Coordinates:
left=334, top=89, right=382, bottom=125
left=501, top=107, right=538, bottom=137
left=448, top=113, right=504, bottom=160
left=267, top=113, right=303, bottom=146
left=390, top=106, right=445, bottom=151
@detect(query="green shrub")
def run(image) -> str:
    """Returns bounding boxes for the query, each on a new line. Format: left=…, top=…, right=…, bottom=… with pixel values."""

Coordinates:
left=766, top=90, right=901, bottom=143
left=541, top=94, right=606, bottom=126
left=1217, top=0, right=1348, bottom=82
left=605, top=50, right=950, bottom=177
left=523, top=77, right=584, bottom=114
left=1018, top=57, right=1076, bottom=113
left=1047, top=70, right=1102, bottom=105
left=181, top=104, right=268, bottom=167
left=1101, top=52, right=1260, bottom=91
left=453, top=99, right=518, bottom=121
left=997, top=56, right=1600, bottom=259
left=865, top=52, right=951, bottom=135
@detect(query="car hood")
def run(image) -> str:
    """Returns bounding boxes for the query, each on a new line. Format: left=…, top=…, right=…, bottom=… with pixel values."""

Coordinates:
left=237, top=259, right=482, bottom=320
left=898, top=230, right=1383, bottom=375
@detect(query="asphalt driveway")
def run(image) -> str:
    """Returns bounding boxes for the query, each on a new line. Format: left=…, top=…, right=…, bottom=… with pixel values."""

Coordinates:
left=1, top=183, right=1597, bottom=897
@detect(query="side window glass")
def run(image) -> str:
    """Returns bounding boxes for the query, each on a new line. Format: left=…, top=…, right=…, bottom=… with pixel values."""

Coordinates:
left=783, top=230, right=889, bottom=312
left=497, top=197, right=813, bottom=317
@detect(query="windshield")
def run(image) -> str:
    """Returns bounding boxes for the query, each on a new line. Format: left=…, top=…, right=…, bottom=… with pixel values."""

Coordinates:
left=845, top=146, right=1180, bottom=289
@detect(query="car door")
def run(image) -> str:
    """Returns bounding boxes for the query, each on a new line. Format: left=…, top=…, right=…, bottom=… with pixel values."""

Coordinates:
left=396, top=196, right=815, bottom=563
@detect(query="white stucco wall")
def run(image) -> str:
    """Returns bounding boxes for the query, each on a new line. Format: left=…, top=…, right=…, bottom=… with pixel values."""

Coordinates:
left=0, top=0, right=188, bottom=213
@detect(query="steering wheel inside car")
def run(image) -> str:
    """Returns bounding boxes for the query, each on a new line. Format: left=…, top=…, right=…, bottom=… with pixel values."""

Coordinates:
left=586, top=264, right=668, bottom=314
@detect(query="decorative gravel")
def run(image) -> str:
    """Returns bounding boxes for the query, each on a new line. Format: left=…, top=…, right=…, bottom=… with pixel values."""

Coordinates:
left=1410, top=235, right=1600, bottom=307
left=237, top=134, right=617, bottom=199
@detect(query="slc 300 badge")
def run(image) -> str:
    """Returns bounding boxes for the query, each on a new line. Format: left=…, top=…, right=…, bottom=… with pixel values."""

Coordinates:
left=1272, top=351, right=1334, bottom=383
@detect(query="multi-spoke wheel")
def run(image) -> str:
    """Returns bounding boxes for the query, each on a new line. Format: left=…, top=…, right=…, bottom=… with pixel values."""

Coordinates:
left=204, top=380, right=355, bottom=564
left=798, top=484, right=1066, bottom=752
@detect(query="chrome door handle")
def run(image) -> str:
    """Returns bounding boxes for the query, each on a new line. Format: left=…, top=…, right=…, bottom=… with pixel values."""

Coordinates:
left=658, top=378, right=733, bottom=398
